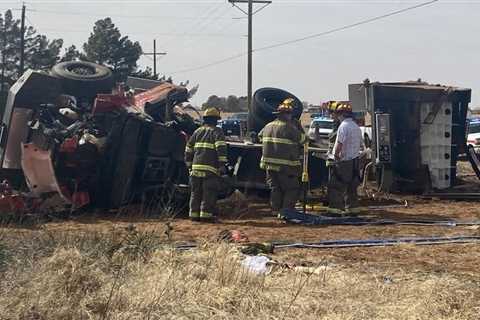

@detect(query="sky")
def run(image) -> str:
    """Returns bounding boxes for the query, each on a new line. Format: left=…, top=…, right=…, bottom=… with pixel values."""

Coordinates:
left=1, top=0, right=479, bottom=107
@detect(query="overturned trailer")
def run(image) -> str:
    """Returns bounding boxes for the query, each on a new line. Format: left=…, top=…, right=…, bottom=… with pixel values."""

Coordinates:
left=349, top=81, right=471, bottom=193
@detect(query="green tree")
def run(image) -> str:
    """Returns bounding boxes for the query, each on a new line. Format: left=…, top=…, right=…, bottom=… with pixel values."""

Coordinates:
left=203, top=95, right=226, bottom=111
left=83, top=18, right=142, bottom=82
left=60, top=45, right=83, bottom=62
left=131, top=67, right=159, bottom=80
left=202, top=95, right=247, bottom=112
left=0, top=9, right=63, bottom=90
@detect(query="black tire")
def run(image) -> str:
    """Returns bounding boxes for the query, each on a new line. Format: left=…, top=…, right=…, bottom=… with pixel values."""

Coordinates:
left=51, top=61, right=114, bottom=102
left=248, top=111, right=268, bottom=135
left=250, top=87, right=303, bottom=132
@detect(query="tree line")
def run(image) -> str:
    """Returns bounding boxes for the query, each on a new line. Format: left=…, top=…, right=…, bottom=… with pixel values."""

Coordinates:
left=0, top=9, right=249, bottom=112
left=202, top=95, right=248, bottom=112
left=0, top=9, right=165, bottom=92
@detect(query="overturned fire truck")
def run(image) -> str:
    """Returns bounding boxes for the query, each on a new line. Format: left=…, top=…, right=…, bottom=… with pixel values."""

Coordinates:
left=0, top=61, right=328, bottom=213
left=0, top=62, right=199, bottom=211
left=0, top=61, right=473, bottom=214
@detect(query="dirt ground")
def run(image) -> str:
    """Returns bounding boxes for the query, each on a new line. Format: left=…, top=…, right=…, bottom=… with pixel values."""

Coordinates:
left=1, top=161, right=480, bottom=319
left=3, top=161, right=480, bottom=279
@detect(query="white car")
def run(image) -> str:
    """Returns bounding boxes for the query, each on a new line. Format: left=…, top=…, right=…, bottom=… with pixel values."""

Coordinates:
left=308, top=117, right=372, bottom=150
left=467, top=119, right=480, bottom=152
left=307, top=117, right=334, bottom=148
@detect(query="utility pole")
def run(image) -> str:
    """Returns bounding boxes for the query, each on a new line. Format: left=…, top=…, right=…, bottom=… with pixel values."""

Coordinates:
left=142, top=39, right=167, bottom=77
left=228, top=0, right=271, bottom=132
left=19, top=3, right=26, bottom=76
left=1, top=21, right=6, bottom=94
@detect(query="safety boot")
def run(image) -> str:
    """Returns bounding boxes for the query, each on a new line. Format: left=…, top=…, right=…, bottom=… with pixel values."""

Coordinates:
left=189, top=211, right=201, bottom=222
left=345, top=207, right=364, bottom=216
left=325, top=207, right=345, bottom=217
left=199, top=211, right=219, bottom=223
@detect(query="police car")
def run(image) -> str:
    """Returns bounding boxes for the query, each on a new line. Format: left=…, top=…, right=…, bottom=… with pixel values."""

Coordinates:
left=467, top=118, right=480, bottom=152
left=218, top=113, right=248, bottom=137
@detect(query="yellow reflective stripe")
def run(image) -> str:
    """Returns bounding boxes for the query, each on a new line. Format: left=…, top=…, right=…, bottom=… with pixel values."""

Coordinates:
left=200, top=211, right=214, bottom=218
left=262, top=137, right=297, bottom=145
left=215, top=141, right=227, bottom=148
left=218, top=156, right=227, bottom=162
left=189, top=211, right=200, bottom=218
left=261, top=156, right=301, bottom=166
left=192, top=164, right=218, bottom=174
left=260, top=161, right=281, bottom=171
left=271, top=120, right=286, bottom=126
left=190, top=170, right=207, bottom=177
left=194, top=142, right=215, bottom=149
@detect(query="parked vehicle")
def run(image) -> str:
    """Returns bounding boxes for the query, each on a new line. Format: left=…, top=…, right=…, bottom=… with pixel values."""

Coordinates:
left=467, top=118, right=480, bottom=152
left=219, top=112, right=248, bottom=137
left=307, top=117, right=334, bottom=148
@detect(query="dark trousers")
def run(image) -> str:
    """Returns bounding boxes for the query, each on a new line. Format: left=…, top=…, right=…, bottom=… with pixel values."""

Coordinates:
left=266, top=170, right=300, bottom=212
left=327, top=158, right=360, bottom=210
left=189, top=175, right=219, bottom=218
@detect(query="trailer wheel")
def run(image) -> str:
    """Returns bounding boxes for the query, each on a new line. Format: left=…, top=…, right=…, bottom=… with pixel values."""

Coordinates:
left=51, top=61, right=114, bottom=102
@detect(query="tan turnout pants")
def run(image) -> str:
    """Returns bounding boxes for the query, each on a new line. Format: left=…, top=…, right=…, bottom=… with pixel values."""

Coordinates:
left=266, top=170, right=300, bottom=212
left=189, top=175, right=219, bottom=218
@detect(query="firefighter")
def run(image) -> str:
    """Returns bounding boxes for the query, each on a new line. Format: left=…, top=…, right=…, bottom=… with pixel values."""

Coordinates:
left=259, top=98, right=306, bottom=217
left=185, top=107, right=227, bottom=222
left=327, top=103, right=363, bottom=215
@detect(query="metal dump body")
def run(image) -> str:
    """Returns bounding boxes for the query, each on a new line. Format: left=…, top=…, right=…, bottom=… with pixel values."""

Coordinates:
left=349, top=81, right=471, bottom=192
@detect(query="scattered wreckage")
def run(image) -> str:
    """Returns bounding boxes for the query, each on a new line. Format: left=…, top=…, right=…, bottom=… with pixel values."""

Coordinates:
left=0, top=61, right=475, bottom=215
left=0, top=62, right=330, bottom=215
left=0, top=61, right=199, bottom=214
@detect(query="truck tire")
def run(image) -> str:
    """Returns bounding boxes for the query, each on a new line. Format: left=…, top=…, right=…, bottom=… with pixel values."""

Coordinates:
left=51, top=61, right=114, bottom=102
left=249, top=87, right=303, bottom=133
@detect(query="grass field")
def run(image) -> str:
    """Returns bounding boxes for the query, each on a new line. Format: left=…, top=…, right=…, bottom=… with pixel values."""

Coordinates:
left=1, top=227, right=479, bottom=320
left=1, top=162, right=480, bottom=319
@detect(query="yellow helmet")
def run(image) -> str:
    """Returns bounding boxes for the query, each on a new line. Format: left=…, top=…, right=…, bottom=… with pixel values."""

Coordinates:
left=203, top=107, right=221, bottom=119
left=275, top=98, right=295, bottom=114
left=326, top=101, right=340, bottom=112
left=336, top=103, right=352, bottom=113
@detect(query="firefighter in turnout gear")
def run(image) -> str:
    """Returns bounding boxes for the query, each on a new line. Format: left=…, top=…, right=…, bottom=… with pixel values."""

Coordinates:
left=185, top=107, right=227, bottom=222
left=259, top=98, right=307, bottom=217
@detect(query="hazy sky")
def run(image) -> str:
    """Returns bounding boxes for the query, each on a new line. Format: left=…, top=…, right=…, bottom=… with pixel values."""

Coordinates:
left=1, top=0, right=479, bottom=107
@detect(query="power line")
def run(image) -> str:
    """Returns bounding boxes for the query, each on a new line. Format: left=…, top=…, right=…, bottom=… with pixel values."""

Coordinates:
left=26, top=8, right=238, bottom=20
left=228, top=0, right=272, bottom=132
left=169, top=52, right=246, bottom=74
left=179, top=4, right=233, bottom=49
left=167, top=0, right=439, bottom=74
left=156, top=2, right=224, bottom=50
left=254, top=0, right=440, bottom=52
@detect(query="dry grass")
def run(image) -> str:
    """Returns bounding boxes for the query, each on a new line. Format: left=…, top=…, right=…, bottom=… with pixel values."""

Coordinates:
left=0, top=227, right=479, bottom=320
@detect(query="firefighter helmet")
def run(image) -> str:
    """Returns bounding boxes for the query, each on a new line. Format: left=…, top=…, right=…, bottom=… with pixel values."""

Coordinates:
left=274, top=98, right=295, bottom=114
left=326, top=101, right=340, bottom=112
left=336, top=103, right=352, bottom=114
left=203, top=107, right=221, bottom=119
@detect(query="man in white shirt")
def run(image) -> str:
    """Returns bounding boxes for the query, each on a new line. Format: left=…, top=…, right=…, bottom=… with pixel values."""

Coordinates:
left=327, top=103, right=363, bottom=215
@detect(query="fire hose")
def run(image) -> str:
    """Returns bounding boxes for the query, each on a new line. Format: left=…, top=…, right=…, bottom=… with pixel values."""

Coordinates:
left=174, top=235, right=480, bottom=252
